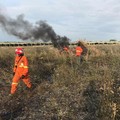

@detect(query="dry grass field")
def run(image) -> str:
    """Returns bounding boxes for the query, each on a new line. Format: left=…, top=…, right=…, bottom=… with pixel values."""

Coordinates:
left=0, top=44, right=119, bottom=120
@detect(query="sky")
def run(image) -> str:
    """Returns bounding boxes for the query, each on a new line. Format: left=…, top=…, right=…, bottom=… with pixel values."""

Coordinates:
left=0, top=0, right=120, bottom=42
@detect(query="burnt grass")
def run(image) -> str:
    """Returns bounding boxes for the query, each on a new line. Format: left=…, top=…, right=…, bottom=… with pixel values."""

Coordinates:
left=0, top=45, right=119, bottom=120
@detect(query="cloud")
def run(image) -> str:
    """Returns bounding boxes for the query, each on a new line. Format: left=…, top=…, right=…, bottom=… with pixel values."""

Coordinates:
left=0, top=0, right=120, bottom=41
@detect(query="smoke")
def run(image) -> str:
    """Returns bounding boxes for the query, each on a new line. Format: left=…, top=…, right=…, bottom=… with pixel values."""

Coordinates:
left=0, top=11, right=70, bottom=48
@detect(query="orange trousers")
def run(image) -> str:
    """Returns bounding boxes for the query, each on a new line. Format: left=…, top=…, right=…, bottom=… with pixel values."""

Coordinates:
left=11, top=73, right=31, bottom=94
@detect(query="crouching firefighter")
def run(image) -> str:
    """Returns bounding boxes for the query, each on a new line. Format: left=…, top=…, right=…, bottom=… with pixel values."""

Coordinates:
left=10, top=48, right=32, bottom=95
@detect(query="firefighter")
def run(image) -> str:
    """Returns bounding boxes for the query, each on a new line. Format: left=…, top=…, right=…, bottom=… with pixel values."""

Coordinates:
left=59, top=45, right=69, bottom=55
left=63, top=45, right=69, bottom=54
left=10, top=48, right=32, bottom=95
left=75, top=42, right=83, bottom=64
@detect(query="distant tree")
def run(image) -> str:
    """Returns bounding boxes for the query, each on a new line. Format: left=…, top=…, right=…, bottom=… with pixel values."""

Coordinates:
left=109, top=39, right=117, bottom=42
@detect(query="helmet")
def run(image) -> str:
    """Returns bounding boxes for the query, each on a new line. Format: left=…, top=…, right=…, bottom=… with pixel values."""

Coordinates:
left=15, top=48, right=24, bottom=55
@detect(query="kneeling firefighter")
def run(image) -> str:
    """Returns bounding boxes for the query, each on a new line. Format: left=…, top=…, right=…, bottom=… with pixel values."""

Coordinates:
left=10, top=48, right=32, bottom=95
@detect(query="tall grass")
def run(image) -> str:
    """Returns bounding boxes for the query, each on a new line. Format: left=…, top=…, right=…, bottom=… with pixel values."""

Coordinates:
left=0, top=45, right=119, bottom=120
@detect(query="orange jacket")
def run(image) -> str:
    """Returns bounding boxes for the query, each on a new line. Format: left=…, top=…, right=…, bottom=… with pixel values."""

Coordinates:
left=13, top=55, right=29, bottom=76
left=76, top=46, right=83, bottom=56
left=63, top=47, right=69, bottom=53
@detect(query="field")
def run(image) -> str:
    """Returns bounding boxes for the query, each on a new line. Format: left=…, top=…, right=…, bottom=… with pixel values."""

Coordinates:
left=0, top=44, right=119, bottom=120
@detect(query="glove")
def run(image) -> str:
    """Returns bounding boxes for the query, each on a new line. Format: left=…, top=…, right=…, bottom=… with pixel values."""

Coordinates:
left=21, top=75, right=25, bottom=79
left=13, top=72, right=15, bottom=76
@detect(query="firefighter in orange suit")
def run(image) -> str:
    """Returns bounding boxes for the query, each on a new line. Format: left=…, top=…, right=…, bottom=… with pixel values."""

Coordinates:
left=10, top=48, right=31, bottom=95
left=75, top=42, right=83, bottom=63
left=63, top=46, right=69, bottom=54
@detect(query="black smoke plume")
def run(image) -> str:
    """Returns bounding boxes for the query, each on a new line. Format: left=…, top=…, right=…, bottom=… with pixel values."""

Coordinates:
left=0, top=11, right=70, bottom=48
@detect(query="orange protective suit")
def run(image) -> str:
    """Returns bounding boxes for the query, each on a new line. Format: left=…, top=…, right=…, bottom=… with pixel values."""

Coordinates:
left=10, top=55, right=31, bottom=94
left=63, top=46, right=69, bottom=52
left=63, top=46, right=70, bottom=56
left=75, top=46, right=83, bottom=56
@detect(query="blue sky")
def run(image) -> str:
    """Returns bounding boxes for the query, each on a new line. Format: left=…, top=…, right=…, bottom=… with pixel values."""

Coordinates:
left=0, top=0, right=120, bottom=42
